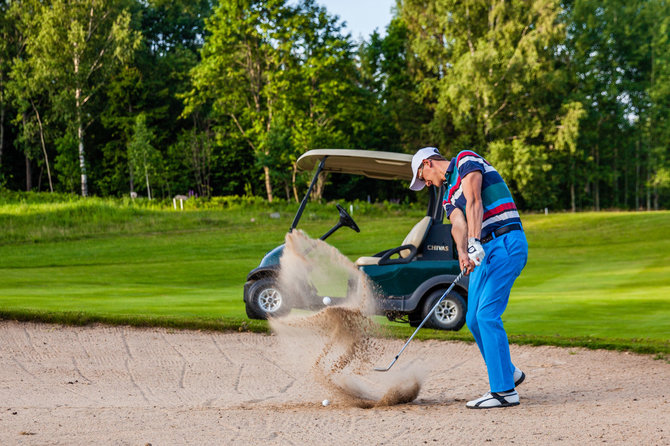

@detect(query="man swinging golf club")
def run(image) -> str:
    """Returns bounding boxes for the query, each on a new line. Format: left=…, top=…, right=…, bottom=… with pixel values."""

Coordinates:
left=409, top=147, right=528, bottom=409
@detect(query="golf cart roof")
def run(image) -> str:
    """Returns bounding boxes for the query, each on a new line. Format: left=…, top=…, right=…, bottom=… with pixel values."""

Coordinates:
left=296, top=149, right=413, bottom=180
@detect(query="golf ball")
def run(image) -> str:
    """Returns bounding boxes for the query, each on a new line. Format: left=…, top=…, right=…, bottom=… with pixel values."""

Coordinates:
left=322, top=399, right=330, bottom=406
left=322, top=296, right=332, bottom=305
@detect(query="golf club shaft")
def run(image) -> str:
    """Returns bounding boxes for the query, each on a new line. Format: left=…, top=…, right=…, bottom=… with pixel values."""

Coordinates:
left=375, top=269, right=467, bottom=371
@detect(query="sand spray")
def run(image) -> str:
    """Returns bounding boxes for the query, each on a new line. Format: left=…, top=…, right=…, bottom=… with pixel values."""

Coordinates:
left=270, top=230, right=427, bottom=408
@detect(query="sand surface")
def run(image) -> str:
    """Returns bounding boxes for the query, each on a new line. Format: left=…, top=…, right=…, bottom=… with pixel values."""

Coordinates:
left=0, top=321, right=668, bottom=445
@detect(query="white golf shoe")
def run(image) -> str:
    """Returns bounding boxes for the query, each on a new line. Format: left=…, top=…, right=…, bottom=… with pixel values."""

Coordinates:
left=514, top=366, right=525, bottom=387
left=466, top=390, right=520, bottom=409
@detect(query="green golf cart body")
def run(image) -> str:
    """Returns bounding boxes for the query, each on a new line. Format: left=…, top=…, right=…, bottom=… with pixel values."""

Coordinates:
left=243, top=149, right=468, bottom=330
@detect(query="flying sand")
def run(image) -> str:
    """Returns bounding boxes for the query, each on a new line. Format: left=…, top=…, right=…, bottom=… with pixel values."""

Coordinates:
left=270, top=230, right=426, bottom=408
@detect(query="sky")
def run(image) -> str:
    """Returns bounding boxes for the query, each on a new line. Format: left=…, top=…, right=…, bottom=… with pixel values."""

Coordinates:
left=317, top=0, right=397, bottom=40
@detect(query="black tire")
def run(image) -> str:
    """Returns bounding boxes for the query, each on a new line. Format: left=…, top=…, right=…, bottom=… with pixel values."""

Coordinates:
left=245, top=277, right=290, bottom=319
left=421, top=288, right=466, bottom=331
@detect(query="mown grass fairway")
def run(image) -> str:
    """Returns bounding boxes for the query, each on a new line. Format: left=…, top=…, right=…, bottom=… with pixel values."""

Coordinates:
left=509, top=212, right=670, bottom=351
left=0, top=195, right=668, bottom=354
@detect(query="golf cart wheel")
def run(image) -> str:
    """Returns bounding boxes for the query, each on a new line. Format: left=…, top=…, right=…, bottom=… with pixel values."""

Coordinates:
left=245, top=277, right=290, bottom=319
left=422, top=288, right=466, bottom=331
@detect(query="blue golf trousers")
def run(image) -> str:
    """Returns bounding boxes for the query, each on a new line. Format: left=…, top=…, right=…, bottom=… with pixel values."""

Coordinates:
left=466, top=229, right=528, bottom=393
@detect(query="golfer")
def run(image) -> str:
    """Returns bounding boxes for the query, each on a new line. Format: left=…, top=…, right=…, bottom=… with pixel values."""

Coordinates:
left=409, top=147, right=528, bottom=409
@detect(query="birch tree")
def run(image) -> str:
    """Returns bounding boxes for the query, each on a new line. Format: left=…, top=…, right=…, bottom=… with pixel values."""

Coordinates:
left=128, top=113, right=160, bottom=199
left=26, top=0, right=140, bottom=196
left=8, top=57, right=55, bottom=192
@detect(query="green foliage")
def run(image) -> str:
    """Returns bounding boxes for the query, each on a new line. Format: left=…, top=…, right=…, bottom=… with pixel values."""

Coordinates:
left=53, top=132, right=79, bottom=193
left=487, top=139, right=554, bottom=208
left=128, top=113, right=162, bottom=199
left=10, top=0, right=141, bottom=196
left=184, top=0, right=364, bottom=202
left=564, top=0, right=670, bottom=210
left=647, top=1, right=670, bottom=194
left=0, top=0, right=668, bottom=210
left=401, top=0, right=569, bottom=208
left=168, top=127, right=214, bottom=197
left=554, top=102, right=587, bottom=156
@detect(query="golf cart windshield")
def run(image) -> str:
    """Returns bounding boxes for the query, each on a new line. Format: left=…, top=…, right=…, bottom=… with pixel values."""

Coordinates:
left=296, top=149, right=413, bottom=180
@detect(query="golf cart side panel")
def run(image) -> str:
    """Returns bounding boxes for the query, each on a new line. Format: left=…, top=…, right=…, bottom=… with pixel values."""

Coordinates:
left=406, top=273, right=468, bottom=311
left=361, top=261, right=462, bottom=298
left=382, top=273, right=468, bottom=314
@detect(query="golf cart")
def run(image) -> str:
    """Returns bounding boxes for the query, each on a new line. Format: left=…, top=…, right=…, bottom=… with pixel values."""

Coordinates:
left=243, top=149, right=468, bottom=330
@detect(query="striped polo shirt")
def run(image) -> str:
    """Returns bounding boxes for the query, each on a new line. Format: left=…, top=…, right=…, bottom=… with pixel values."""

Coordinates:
left=442, top=150, right=522, bottom=239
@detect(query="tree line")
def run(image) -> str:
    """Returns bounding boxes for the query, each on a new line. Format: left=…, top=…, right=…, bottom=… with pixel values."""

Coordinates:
left=0, top=0, right=668, bottom=210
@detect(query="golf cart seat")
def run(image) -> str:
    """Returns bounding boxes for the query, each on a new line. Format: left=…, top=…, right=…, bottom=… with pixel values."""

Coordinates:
left=355, top=216, right=432, bottom=266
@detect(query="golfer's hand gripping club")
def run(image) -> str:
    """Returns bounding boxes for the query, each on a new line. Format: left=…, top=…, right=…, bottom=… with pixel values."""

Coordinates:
left=373, top=269, right=468, bottom=372
left=467, top=237, right=485, bottom=266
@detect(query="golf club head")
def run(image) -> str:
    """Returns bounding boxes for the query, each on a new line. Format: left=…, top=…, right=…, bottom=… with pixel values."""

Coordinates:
left=373, top=356, right=398, bottom=372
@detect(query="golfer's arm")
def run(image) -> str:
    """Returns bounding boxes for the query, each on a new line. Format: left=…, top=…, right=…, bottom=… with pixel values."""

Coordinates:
left=462, top=171, right=483, bottom=240
left=449, top=208, right=469, bottom=258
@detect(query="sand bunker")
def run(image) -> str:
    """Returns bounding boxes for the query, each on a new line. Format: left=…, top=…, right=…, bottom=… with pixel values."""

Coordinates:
left=270, top=230, right=426, bottom=408
left=3, top=322, right=668, bottom=444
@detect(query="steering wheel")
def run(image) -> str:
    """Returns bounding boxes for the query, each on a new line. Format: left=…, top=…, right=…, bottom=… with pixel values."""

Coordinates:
left=336, top=204, right=360, bottom=233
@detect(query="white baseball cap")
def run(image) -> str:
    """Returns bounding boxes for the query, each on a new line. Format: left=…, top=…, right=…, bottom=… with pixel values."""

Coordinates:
left=409, top=147, right=441, bottom=191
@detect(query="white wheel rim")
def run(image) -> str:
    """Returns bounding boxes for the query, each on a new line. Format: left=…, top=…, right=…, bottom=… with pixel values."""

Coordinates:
left=435, top=299, right=457, bottom=323
left=258, top=288, right=282, bottom=313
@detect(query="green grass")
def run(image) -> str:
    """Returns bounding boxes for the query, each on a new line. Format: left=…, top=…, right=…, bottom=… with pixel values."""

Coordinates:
left=511, top=212, right=670, bottom=335
left=0, top=194, right=668, bottom=355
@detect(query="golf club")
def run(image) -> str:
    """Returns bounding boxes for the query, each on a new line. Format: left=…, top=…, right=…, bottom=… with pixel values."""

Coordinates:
left=373, top=268, right=467, bottom=372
